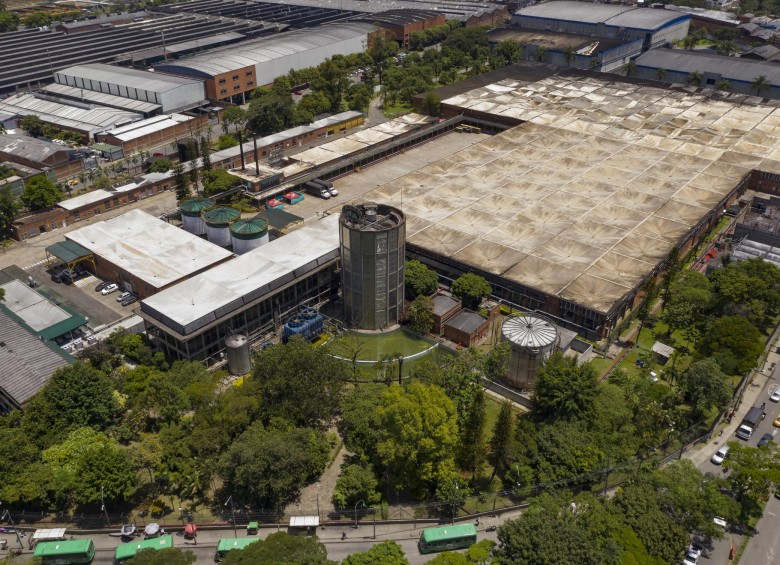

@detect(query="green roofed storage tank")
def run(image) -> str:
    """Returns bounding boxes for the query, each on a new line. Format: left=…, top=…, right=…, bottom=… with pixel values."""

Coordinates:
left=230, top=218, right=269, bottom=255
left=203, top=207, right=241, bottom=247
left=180, top=197, right=215, bottom=235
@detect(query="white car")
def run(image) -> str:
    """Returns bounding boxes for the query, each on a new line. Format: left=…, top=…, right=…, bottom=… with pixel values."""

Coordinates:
left=52, top=139, right=66, bottom=146
left=101, top=283, right=118, bottom=295
left=711, top=445, right=729, bottom=465
left=116, top=291, right=131, bottom=302
left=713, top=517, right=727, bottom=529
left=327, top=186, right=339, bottom=197
left=770, top=389, right=780, bottom=403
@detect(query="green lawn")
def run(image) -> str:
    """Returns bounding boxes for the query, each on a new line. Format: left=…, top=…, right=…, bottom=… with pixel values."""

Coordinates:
left=382, top=100, right=414, bottom=118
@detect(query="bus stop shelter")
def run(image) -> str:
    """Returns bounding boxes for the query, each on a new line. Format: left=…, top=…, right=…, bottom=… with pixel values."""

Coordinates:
left=289, top=516, right=319, bottom=529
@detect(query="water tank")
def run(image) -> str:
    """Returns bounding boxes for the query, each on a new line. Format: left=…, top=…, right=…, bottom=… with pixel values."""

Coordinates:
left=225, top=333, right=251, bottom=375
left=501, top=315, right=560, bottom=391
left=230, top=218, right=269, bottom=255
left=203, top=207, right=240, bottom=247
left=339, top=203, right=406, bottom=330
left=180, top=197, right=214, bottom=235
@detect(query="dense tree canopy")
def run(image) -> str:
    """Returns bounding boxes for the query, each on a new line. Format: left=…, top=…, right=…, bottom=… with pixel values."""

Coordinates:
left=405, top=260, right=438, bottom=299
left=222, top=532, right=335, bottom=565
left=21, top=175, right=63, bottom=210
left=533, top=352, right=599, bottom=421
left=341, top=540, right=409, bottom=565
left=678, top=358, right=731, bottom=419
left=451, top=273, right=491, bottom=309
left=127, top=548, right=196, bottom=565
left=700, top=315, right=764, bottom=374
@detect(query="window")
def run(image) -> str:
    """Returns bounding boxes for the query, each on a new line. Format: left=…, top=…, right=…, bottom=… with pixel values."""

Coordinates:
left=219, top=78, right=227, bottom=84
left=246, top=70, right=253, bottom=77
left=94, top=209, right=100, bottom=216
left=50, top=222, right=57, bottom=230
left=232, top=74, right=239, bottom=80
left=247, top=81, right=254, bottom=86
left=74, top=211, right=80, bottom=220
left=233, top=85, right=241, bottom=91
left=220, top=89, right=228, bottom=95
left=113, top=197, right=119, bottom=207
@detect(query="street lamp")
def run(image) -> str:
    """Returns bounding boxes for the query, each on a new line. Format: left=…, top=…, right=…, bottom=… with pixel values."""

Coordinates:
left=354, top=500, right=365, bottom=529
left=0, top=505, right=23, bottom=549
left=316, top=483, right=320, bottom=524
left=452, top=481, right=459, bottom=525
left=225, top=495, right=237, bottom=538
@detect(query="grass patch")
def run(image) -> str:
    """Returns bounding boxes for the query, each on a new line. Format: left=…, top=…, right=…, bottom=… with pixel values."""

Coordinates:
left=382, top=100, right=414, bottom=118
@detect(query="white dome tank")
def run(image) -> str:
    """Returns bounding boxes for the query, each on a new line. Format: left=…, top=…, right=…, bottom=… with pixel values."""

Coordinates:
left=501, top=315, right=560, bottom=391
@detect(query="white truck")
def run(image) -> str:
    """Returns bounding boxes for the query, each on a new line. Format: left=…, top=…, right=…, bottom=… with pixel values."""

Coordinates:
left=736, top=406, right=764, bottom=440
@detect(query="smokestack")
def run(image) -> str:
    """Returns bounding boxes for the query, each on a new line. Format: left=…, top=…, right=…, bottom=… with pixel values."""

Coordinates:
left=238, top=130, right=245, bottom=170
left=253, top=135, right=260, bottom=176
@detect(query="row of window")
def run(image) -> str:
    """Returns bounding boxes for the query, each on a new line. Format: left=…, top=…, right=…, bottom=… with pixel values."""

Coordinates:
left=219, top=82, right=254, bottom=96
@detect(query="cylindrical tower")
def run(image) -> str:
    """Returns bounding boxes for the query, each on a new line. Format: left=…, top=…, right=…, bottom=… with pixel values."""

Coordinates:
left=340, top=203, right=405, bottom=330
left=203, top=207, right=240, bottom=247
left=225, top=333, right=251, bottom=375
left=180, top=197, right=215, bottom=235
left=230, top=217, right=269, bottom=254
left=501, top=315, right=560, bottom=391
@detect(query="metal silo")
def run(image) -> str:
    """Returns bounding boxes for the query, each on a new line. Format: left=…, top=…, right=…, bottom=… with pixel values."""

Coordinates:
left=230, top=218, right=269, bottom=254
left=501, top=315, right=560, bottom=391
left=203, top=207, right=241, bottom=247
left=180, top=197, right=215, bottom=235
left=225, top=333, right=251, bottom=375
left=339, top=202, right=405, bottom=330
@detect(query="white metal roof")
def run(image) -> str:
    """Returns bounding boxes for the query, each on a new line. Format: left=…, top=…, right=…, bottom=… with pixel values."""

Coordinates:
left=516, top=1, right=688, bottom=30
left=103, top=113, right=192, bottom=142
left=42, top=83, right=162, bottom=114
left=0, top=279, right=71, bottom=332
left=141, top=215, right=340, bottom=334
left=58, top=189, right=114, bottom=211
left=0, top=94, right=142, bottom=133
left=66, top=209, right=234, bottom=289
left=55, top=63, right=203, bottom=93
left=289, top=516, right=320, bottom=527
left=157, top=23, right=375, bottom=77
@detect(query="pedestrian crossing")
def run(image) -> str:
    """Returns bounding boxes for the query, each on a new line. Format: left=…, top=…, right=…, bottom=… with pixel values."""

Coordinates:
left=22, top=258, right=48, bottom=271
left=73, top=275, right=98, bottom=288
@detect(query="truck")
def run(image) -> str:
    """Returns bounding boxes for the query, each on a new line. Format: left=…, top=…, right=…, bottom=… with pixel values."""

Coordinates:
left=311, top=178, right=338, bottom=197
left=304, top=181, right=330, bottom=199
left=736, top=406, right=764, bottom=440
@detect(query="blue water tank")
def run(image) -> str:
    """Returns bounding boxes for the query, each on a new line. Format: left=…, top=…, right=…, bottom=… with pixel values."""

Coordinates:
left=282, top=308, right=324, bottom=343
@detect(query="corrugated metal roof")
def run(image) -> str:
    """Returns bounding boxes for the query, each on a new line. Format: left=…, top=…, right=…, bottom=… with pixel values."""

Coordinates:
left=203, top=207, right=240, bottom=225
left=0, top=308, right=71, bottom=409
left=444, top=310, right=488, bottom=335
left=636, top=48, right=780, bottom=85
left=103, top=113, right=193, bottom=142
left=0, top=94, right=142, bottom=132
left=58, top=189, right=114, bottom=211
left=42, top=83, right=162, bottom=114
left=156, top=22, right=375, bottom=77
left=55, top=63, right=203, bottom=93
left=517, top=1, right=688, bottom=30
left=0, top=133, right=67, bottom=164
left=502, top=315, right=558, bottom=349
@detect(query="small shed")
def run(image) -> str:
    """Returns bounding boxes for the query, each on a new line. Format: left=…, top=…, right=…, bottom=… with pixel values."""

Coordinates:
left=431, top=293, right=461, bottom=335
left=443, top=309, right=490, bottom=347
left=651, top=341, right=675, bottom=365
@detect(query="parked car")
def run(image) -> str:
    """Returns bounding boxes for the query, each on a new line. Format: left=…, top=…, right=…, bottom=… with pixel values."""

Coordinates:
left=774, top=415, right=780, bottom=428
left=710, top=445, right=729, bottom=465
left=95, top=281, right=110, bottom=292
left=101, top=283, right=118, bottom=295
left=52, top=139, right=66, bottom=146
left=758, top=432, right=774, bottom=448
left=712, top=516, right=727, bottom=529
left=116, top=291, right=131, bottom=302
left=770, top=389, right=780, bottom=403
left=121, top=294, right=138, bottom=307
left=682, top=544, right=702, bottom=565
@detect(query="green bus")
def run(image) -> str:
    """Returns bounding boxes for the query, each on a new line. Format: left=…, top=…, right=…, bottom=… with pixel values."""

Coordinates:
left=113, top=535, right=173, bottom=564
left=214, top=537, right=261, bottom=562
left=418, top=524, right=477, bottom=554
left=33, top=539, right=96, bottom=564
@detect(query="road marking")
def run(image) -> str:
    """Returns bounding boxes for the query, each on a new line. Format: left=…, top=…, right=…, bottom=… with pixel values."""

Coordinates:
left=73, top=275, right=98, bottom=288
left=22, top=258, right=47, bottom=270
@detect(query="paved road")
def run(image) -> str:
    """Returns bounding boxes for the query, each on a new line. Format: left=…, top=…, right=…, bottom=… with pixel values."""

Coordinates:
left=690, top=357, right=780, bottom=564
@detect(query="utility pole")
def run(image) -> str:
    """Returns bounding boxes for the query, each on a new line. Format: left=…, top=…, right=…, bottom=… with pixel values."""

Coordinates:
left=1, top=507, right=24, bottom=549
left=101, top=485, right=110, bottom=526
left=225, top=496, right=237, bottom=538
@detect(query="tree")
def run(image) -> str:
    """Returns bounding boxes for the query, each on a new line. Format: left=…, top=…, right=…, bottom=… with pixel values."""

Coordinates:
left=725, top=442, right=780, bottom=521
left=21, top=175, right=63, bottom=210
left=683, top=35, right=697, bottom=50
left=199, top=136, right=212, bottom=171
left=23, top=12, right=51, bottom=27
left=495, top=493, right=621, bottom=565
left=221, top=532, right=335, bottom=564
left=74, top=443, right=137, bottom=504
left=218, top=134, right=238, bottom=150
left=428, top=554, right=468, bottom=564
left=405, top=260, right=438, bottom=299
left=488, top=400, right=515, bottom=480
left=562, top=45, right=576, bottom=66
left=678, top=358, right=731, bottom=419
left=222, top=105, right=247, bottom=134
left=715, top=39, right=738, bottom=56
left=338, top=383, right=384, bottom=458
left=0, top=186, right=19, bottom=239
left=219, top=422, right=330, bottom=510
left=716, top=79, right=732, bottom=91
left=341, top=541, right=409, bottom=565
left=533, top=352, right=599, bottom=421
left=687, top=71, right=703, bottom=86
left=534, top=47, right=547, bottom=63
left=425, top=92, right=441, bottom=117
left=251, top=337, right=346, bottom=427
left=149, top=158, right=172, bottom=173
left=458, top=388, right=487, bottom=478
left=750, top=75, right=771, bottom=96
left=656, top=68, right=667, bottom=81
left=127, top=548, right=196, bottom=565
left=700, top=315, right=764, bottom=375
left=496, top=40, right=521, bottom=66
left=451, top=273, right=491, bottom=310
left=406, top=295, right=434, bottom=335
left=200, top=168, right=241, bottom=196
left=466, top=540, right=496, bottom=565
left=19, top=114, right=44, bottom=137
left=622, top=60, right=637, bottom=77
left=376, top=382, right=458, bottom=497
left=172, top=162, right=190, bottom=202
left=22, top=362, right=117, bottom=446
left=246, top=91, right=294, bottom=136
left=332, top=463, right=380, bottom=508
left=0, top=11, right=19, bottom=33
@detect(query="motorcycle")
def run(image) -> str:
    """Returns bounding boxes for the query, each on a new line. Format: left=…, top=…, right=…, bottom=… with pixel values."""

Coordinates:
left=486, top=525, right=497, bottom=532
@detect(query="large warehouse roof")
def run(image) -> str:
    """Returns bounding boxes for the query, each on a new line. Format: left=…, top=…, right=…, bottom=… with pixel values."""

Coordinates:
left=102, top=113, right=194, bottom=142
left=363, top=74, right=780, bottom=315
left=636, top=48, right=780, bottom=86
left=155, top=22, right=375, bottom=77
left=55, top=63, right=203, bottom=94
left=66, top=209, right=234, bottom=290
left=140, top=214, right=340, bottom=336
left=249, top=0, right=503, bottom=21
left=516, top=1, right=686, bottom=30
left=0, top=94, right=142, bottom=133
left=42, top=83, right=162, bottom=115
left=0, top=133, right=68, bottom=164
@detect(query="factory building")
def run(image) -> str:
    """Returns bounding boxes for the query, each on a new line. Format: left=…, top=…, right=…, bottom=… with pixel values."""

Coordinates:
left=339, top=203, right=406, bottom=331
left=373, top=66, right=780, bottom=341
left=0, top=134, right=83, bottom=181
left=156, top=23, right=377, bottom=102
left=94, top=112, right=211, bottom=154
left=512, top=2, right=690, bottom=51
left=635, top=49, right=780, bottom=100
left=354, top=9, right=446, bottom=47
left=53, top=64, right=208, bottom=114
left=64, top=209, right=234, bottom=298
left=139, top=215, right=341, bottom=363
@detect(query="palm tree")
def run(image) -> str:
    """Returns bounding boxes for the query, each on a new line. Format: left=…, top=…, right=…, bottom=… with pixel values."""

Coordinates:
left=716, top=80, right=732, bottom=92
left=687, top=71, right=703, bottom=86
left=535, top=47, right=547, bottom=63
left=622, top=60, right=637, bottom=77
left=590, top=58, right=602, bottom=70
left=562, top=45, right=576, bottom=67
left=657, top=68, right=667, bottom=81
left=751, top=75, right=770, bottom=96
